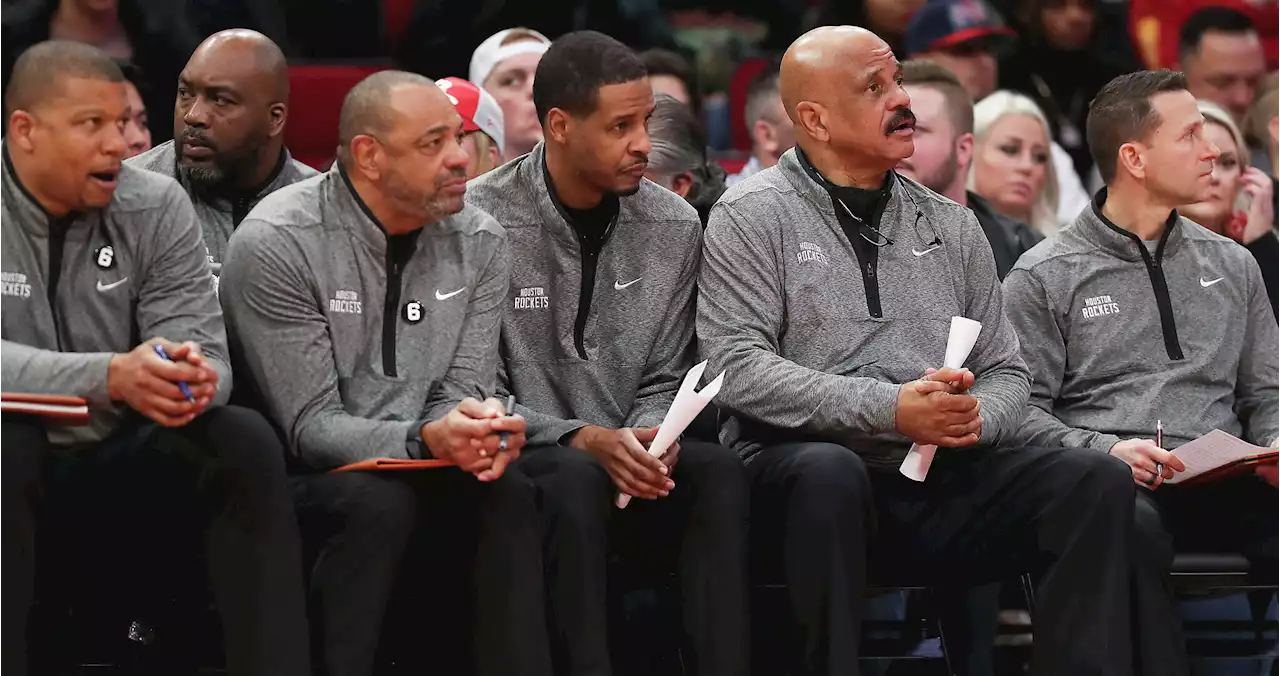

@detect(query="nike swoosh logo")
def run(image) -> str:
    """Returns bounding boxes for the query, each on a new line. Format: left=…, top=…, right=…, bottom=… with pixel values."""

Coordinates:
left=96, top=277, right=128, bottom=292
left=1200, top=277, right=1224, bottom=288
left=435, top=287, right=466, bottom=301
left=911, top=245, right=941, bottom=257
left=614, top=278, right=642, bottom=290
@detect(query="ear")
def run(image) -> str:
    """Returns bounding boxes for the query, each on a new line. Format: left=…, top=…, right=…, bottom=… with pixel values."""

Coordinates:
left=670, top=171, right=694, bottom=199
left=1268, top=114, right=1279, bottom=145
left=546, top=108, right=570, bottom=145
left=955, top=132, right=975, bottom=172
left=7, top=111, right=37, bottom=152
left=349, top=135, right=383, bottom=180
left=267, top=102, right=287, bottom=138
left=754, top=119, right=778, bottom=155
left=487, top=143, right=502, bottom=170
left=794, top=101, right=829, bottom=143
left=1117, top=141, right=1146, bottom=181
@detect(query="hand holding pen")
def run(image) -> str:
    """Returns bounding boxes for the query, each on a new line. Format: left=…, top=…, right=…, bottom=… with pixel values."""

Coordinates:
left=106, top=339, right=217, bottom=427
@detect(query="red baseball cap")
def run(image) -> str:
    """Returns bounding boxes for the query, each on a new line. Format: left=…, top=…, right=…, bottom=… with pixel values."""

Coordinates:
left=435, top=77, right=505, bottom=152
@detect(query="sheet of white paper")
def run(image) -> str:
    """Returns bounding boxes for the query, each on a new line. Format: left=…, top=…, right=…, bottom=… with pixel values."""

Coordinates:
left=1165, top=429, right=1275, bottom=484
left=616, top=361, right=724, bottom=508
left=900, top=317, right=983, bottom=482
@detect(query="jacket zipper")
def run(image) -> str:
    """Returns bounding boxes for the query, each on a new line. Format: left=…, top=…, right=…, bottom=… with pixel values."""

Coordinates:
left=1134, top=241, right=1184, bottom=360
left=47, top=220, right=68, bottom=350
left=574, top=232, right=599, bottom=360
left=382, top=246, right=404, bottom=376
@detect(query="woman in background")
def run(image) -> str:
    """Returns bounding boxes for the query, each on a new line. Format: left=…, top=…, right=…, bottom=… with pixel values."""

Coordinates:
left=1181, top=100, right=1278, bottom=317
left=643, top=93, right=727, bottom=226
left=969, top=91, right=1061, bottom=237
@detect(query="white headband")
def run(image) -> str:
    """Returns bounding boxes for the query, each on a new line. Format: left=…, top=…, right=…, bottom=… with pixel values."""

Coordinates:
left=470, top=33, right=551, bottom=87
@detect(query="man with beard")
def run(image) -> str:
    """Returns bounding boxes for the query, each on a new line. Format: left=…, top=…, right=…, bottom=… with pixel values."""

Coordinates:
left=2, top=41, right=308, bottom=676
left=466, top=31, right=749, bottom=676
left=126, top=28, right=315, bottom=286
left=897, top=60, right=1041, bottom=279
left=697, top=25, right=1138, bottom=676
left=219, top=70, right=550, bottom=676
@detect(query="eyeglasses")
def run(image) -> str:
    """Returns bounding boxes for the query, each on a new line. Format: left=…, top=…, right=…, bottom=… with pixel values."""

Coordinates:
left=836, top=198, right=894, bottom=247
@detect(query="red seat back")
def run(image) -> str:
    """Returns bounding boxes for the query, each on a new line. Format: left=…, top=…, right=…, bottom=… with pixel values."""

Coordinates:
left=728, top=58, right=769, bottom=152
left=286, top=65, right=389, bottom=170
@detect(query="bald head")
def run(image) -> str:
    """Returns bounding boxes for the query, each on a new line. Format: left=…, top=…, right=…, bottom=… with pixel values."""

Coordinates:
left=779, top=26, right=917, bottom=180
left=186, top=29, right=289, bottom=101
left=338, top=71, right=450, bottom=153
left=780, top=26, right=891, bottom=124
left=4, top=40, right=124, bottom=121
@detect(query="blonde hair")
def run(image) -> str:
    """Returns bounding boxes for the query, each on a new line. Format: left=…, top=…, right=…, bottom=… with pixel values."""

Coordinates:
left=1245, top=73, right=1278, bottom=149
left=471, top=130, right=500, bottom=175
left=1197, top=99, right=1245, bottom=157
left=968, top=90, right=1061, bottom=236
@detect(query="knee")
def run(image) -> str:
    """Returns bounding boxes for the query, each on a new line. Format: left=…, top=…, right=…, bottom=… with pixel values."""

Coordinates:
left=676, top=441, right=749, bottom=510
left=788, top=443, right=871, bottom=497
left=305, top=472, right=418, bottom=540
left=1063, top=448, right=1134, bottom=502
left=529, top=447, right=612, bottom=507
left=481, top=464, right=540, bottom=512
left=196, top=405, right=288, bottom=477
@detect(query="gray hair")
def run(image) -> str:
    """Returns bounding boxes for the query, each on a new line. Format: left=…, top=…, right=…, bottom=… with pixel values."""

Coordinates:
left=647, top=93, right=725, bottom=219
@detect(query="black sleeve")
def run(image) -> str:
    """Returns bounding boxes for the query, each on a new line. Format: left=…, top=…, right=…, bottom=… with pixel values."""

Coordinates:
left=1245, top=232, right=1279, bottom=319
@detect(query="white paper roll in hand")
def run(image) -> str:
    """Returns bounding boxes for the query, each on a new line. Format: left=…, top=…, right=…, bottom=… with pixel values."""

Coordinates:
left=899, top=316, right=982, bottom=482
left=616, top=361, right=725, bottom=508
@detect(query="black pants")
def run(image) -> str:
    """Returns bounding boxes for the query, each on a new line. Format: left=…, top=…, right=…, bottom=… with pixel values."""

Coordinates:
left=2, top=407, right=309, bottom=676
left=292, top=465, right=552, bottom=676
left=1130, top=474, right=1279, bottom=676
left=519, top=441, right=750, bottom=676
left=747, top=442, right=1136, bottom=676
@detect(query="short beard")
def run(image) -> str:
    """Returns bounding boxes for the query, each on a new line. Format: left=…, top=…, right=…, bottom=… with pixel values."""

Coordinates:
left=384, top=168, right=465, bottom=223
left=177, top=143, right=264, bottom=195
left=918, top=143, right=959, bottom=196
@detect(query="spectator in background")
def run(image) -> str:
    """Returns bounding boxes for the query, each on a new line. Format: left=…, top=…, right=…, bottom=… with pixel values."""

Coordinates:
left=898, top=61, right=1042, bottom=279
left=437, top=77, right=506, bottom=180
left=470, top=28, right=551, bottom=160
left=810, top=0, right=928, bottom=54
left=2, top=0, right=198, bottom=144
left=1178, top=6, right=1269, bottom=125
left=645, top=93, right=727, bottom=224
left=116, top=60, right=151, bottom=157
left=904, top=0, right=1015, bottom=103
left=1246, top=73, right=1278, bottom=177
left=1001, top=0, right=1131, bottom=183
left=125, top=30, right=316, bottom=289
left=1131, top=0, right=1278, bottom=72
left=970, top=91, right=1061, bottom=236
left=1180, top=100, right=1278, bottom=317
left=640, top=48, right=699, bottom=111
left=727, top=60, right=794, bottom=187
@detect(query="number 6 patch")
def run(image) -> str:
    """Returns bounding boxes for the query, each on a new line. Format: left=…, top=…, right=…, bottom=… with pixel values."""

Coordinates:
left=94, top=245, right=115, bottom=269
left=402, top=300, right=424, bottom=324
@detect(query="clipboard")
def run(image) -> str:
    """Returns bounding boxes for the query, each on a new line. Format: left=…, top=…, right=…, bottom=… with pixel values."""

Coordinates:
left=1, top=393, right=90, bottom=425
left=330, top=458, right=455, bottom=473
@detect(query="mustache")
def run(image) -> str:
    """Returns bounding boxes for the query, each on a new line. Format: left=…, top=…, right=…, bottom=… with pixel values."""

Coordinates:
left=885, top=108, right=916, bottom=135
left=179, top=128, right=216, bottom=150
left=436, top=168, right=467, bottom=186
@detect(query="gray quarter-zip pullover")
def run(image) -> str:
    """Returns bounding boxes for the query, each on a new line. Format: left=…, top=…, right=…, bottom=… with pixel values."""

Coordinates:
left=465, top=144, right=701, bottom=446
left=697, top=149, right=1031, bottom=467
left=220, top=164, right=509, bottom=470
left=125, top=140, right=318, bottom=273
left=1002, top=192, right=1279, bottom=452
left=1, top=152, right=231, bottom=445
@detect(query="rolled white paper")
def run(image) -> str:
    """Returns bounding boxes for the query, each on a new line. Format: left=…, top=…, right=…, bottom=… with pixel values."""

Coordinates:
left=616, top=360, right=725, bottom=508
left=899, top=316, right=982, bottom=482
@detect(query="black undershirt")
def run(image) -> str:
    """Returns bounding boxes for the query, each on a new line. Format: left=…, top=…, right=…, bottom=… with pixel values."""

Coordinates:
left=796, top=148, right=892, bottom=317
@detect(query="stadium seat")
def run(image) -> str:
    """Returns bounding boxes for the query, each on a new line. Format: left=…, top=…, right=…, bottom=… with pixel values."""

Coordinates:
left=286, top=64, right=389, bottom=170
left=728, top=58, right=769, bottom=153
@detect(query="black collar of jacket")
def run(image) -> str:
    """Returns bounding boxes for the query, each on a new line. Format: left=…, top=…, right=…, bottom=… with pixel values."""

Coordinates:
left=795, top=146, right=893, bottom=223
left=333, top=162, right=423, bottom=256
left=519, top=142, right=621, bottom=250
left=1084, top=187, right=1183, bottom=263
left=3, top=142, right=91, bottom=237
left=778, top=148, right=911, bottom=236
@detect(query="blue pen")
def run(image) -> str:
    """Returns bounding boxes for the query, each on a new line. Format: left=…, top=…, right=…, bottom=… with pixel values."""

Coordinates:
left=152, top=343, right=196, bottom=403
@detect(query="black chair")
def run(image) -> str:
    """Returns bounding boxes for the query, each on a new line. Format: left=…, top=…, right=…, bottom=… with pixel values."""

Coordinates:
left=1171, top=553, right=1278, bottom=665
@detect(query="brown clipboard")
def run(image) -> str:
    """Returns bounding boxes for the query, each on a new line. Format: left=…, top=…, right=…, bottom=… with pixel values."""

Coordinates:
left=330, top=458, right=455, bottom=473
left=0, top=393, right=90, bottom=425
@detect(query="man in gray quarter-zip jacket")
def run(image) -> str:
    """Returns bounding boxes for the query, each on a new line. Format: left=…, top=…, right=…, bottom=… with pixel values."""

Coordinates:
left=1004, top=70, right=1279, bottom=676
left=125, top=29, right=316, bottom=289
left=697, top=27, right=1139, bottom=676
left=1, top=42, right=308, bottom=676
left=219, top=71, right=550, bottom=676
left=466, top=32, right=748, bottom=676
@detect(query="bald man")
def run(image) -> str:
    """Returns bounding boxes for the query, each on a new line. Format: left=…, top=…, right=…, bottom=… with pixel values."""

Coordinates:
left=697, top=27, right=1138, bottom=675
left=126, top=29, right=316, bottom=288
left=2, top=41, right=308, bottom=676
left=219, top=70, right=550, bottom=676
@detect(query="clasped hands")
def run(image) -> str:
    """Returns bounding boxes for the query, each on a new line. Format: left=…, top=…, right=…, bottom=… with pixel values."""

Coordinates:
left=896, top=367, right=983, bottom=447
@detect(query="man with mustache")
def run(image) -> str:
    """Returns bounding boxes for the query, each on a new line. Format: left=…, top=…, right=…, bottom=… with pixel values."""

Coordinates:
left=697, top=26, right=1139, bottom=675
left=1003, top=70, right=1278, bottom=675
left=466, top=31, right=749, bottom=676
left=219, top=71, right=550, bottom=676
left=2, top=41, right=309, bottom=676
left=126, top=29, right=315, bottom=289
